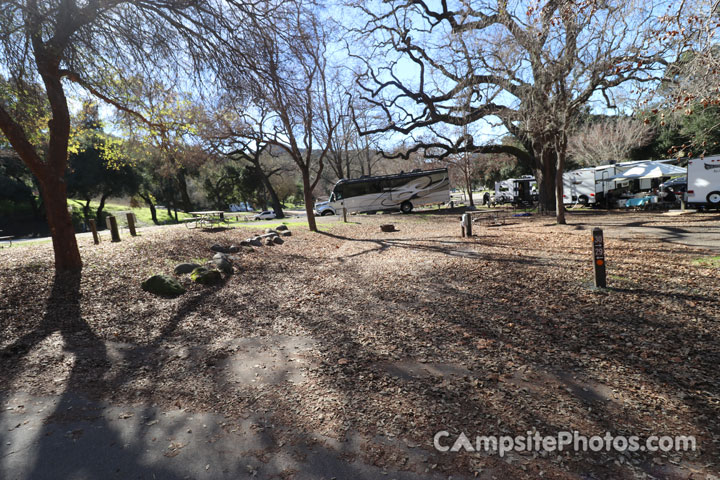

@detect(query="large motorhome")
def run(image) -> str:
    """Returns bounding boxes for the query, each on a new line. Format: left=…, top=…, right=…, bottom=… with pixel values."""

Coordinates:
left=686, top=155, right=720, bottom=209
left=315, top=168, right=450, bottom=215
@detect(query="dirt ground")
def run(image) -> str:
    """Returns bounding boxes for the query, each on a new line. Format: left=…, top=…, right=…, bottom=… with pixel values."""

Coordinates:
left=1, top=209, right=719, bottom=479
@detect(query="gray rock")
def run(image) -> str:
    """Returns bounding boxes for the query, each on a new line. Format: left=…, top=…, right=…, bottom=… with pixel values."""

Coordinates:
left=275, top=225, right=289, bottom=231
left=239, top=240, right=251, bottom=247
left=212, top=257, right=233, bottom=274
left=191, top=267, right=222, bottom=285
left=141, top=275, right=185, bottom=296
left=213, top=252, right=229, bottom=261
left=249, top=237, right=263, bottom=247
left=228, top=245, right=240, bottom=253
left=260, top=232, right=278, bottom=238
left=281, top=231, right=292, bottom=237
left=210, top=244, right=230, bottom=253
left=174, top=263, right=201, bottom=275
left=265, top=238, right=275, bottom=246
left=264, top=228, right=278, bottom=234
left=272, top=236, right=284, bottom=245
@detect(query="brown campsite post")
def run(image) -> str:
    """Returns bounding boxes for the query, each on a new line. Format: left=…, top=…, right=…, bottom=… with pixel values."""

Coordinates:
left=107, top=216, right=121, bottom=243
left=126, top=213, right=137, bottom=236
left=592, top=227, right=606, bottom=288
left=88, top=219, right=99, bottom=244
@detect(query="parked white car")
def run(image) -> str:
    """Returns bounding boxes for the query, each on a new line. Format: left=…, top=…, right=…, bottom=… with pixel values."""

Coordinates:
left=253, top=210, right=276, bottom=220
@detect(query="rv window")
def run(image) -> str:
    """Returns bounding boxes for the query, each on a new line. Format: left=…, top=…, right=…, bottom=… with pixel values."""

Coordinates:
left=499, top=186, right=510, bottom=192
left=332, top=186, right=344, bottom=200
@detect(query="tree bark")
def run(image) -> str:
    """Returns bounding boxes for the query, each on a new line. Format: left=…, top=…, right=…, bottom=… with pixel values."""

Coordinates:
left=37, top=175, right=82, bottom=271
left=535, top=149, right=557, bottom=214
left=301, top=170, right=317, bottom=232
left=555, top=138, right=567, bottom=225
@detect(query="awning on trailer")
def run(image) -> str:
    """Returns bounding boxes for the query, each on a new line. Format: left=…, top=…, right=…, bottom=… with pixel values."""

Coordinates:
left=600, top=161, right=686, bottom=181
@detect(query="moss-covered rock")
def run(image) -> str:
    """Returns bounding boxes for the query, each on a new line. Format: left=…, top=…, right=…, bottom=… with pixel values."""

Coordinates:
left=190, top=267, right=222, bottom=285
left=141, top=275, right=186, bottom=296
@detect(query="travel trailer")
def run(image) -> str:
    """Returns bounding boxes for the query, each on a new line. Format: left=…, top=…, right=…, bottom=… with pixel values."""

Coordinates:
left=686, top=155, right=720, bottom=209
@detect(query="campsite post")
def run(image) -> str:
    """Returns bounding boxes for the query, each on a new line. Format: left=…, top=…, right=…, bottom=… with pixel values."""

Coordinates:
left=592, top=228, right=606, bottom=288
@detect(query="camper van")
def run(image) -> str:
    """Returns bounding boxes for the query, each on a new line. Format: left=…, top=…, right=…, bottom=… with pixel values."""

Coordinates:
left=686, top=155, right=720, bottom=209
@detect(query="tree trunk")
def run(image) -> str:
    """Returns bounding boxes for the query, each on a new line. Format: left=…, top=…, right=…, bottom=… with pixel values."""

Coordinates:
left=83, top=198, right=92, bottom=222
left=176, top=167, right=193, bottom=213
left=555, top=144, right=567, bottom=225
left=464, top=167, right=474, bottom=207
left=535, top=150, right=557, bottom=213
left=37, top=176, right=82, bottom=271
left=96, top=194, right=108, bottom=225
left=139, top=193, right=159, bottom=225
left=301, top=170, right=318, bottom=232
left=257, top=167, right=284, bottom=219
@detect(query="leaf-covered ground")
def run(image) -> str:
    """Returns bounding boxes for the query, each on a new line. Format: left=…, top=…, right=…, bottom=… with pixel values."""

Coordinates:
left=1, top=210, right=719, bottom=479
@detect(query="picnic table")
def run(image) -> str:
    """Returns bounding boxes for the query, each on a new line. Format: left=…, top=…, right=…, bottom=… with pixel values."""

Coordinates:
left=0, top=230, right=13, bottom=247
left=186, top=211, right=227, bottom=229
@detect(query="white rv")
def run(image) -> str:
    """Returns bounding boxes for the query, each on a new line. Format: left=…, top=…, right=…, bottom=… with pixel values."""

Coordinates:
left=321, top=168, right=450, bottom=214
left=562, top=168, right=599, bottom=205
left=492, top=176, right=537, bottom=205
left=686, top=155, right=720, bottom=209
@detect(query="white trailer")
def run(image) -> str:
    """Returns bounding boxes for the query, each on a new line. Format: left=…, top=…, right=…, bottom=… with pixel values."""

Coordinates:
left=492, top=176, right=536, bottom=205
left=562, top=168, right=599, bottom=205
left=686, top=155, right=720, bottom=209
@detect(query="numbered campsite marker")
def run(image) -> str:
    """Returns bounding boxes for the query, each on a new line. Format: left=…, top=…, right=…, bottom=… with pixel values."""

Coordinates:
left=592, top=227, right=606, bottom=288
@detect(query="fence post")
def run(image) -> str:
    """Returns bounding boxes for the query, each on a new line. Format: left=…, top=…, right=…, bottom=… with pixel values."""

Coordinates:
left=592, top=227, right=606, bottom=288
left=88, top=219, right=100, bottom=244
left=126, top=212, right=137, bottom=236
left=107, top=216, right=121, bottom=243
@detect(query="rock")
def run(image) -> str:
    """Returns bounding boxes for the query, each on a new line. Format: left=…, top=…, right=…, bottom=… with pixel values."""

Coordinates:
left=141, top=275, right=185, bottom=296
left=212, top=257, right=233, bottom=274
left=213, top=252, right=229, bottom=260
left=265, top=238, right=275, bottom=246
left=174, top=263, right=201, bottom=275
left=249, top=237, right=263, bottom=247
left=281, top=231, right=292, bottom=237
left=228, top=245, right=240, bottom=253
left=210, top=244, right=230, bottom=253
left=272, top=236, right=284, bottom=245
left=239, top=240, right=251, bottom=247
left=380, top=224, right=397, bottom=232
left=264, top=228, right=278, bottom=234
left=275, top=225, right=289, bottom=231
left=260, top=232, right=278, bottom=238
left=190, top=267, right=222, bottom=285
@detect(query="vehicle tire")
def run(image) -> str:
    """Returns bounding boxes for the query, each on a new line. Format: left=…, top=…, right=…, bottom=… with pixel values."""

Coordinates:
left=707, top=191, right=720, bottom=206
left=400, top=201, right=413, bottom=213
left=321, top=210, right=333, bottom=216
left=578, top=195, right=589, bottom=205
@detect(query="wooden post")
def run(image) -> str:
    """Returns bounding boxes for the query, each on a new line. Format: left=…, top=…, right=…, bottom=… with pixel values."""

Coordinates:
left=592, top=227, right=606, bottom=288
left=88, top=219, right=100, bottom=244
left=126, top=213, right=137, bottom=236
left=107, top=216, right=121, bottom=242
left=343, top=206, right=347, bottom=223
